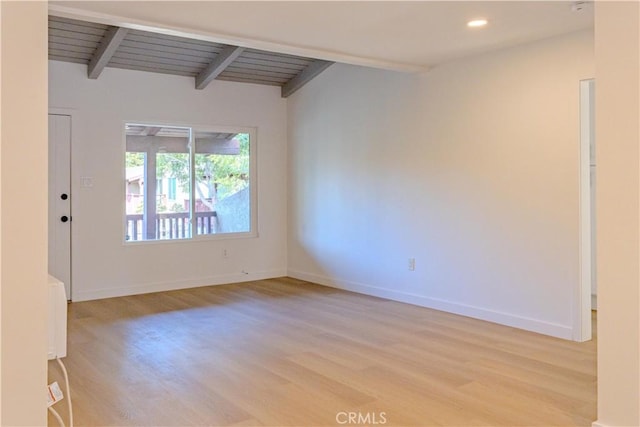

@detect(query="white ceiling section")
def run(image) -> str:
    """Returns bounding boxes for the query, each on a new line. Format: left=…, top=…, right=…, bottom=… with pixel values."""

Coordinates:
left=49, top=1, right=594, bottom=72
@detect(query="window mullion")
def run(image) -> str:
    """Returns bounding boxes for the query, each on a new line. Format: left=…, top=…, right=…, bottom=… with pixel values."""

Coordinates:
left=189, top=127, right=196, bottom=238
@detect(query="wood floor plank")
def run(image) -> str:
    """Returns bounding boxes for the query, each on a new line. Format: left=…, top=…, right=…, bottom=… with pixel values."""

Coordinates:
left=48, top=277, right=596, bottom=426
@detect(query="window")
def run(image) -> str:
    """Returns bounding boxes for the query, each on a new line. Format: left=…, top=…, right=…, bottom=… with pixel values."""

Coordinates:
left=124, top=123, right=255, bottom=242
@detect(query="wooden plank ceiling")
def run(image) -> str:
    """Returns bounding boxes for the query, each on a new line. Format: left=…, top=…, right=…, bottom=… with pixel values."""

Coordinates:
left=48, top=15, right=333, bottom=98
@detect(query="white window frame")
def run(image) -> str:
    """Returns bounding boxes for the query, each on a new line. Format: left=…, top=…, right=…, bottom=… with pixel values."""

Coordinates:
left=123, top=121, right=258, bottom=244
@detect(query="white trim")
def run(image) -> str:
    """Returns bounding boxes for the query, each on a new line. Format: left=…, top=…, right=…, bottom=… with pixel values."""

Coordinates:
left=73, top=268, right=286, bottom=302
left=591, top=422, right=609, bottom=427
left=47, top=4, right=428, bottom=74
left=288, top=270, right=573, bottom=340
left=189, top=126, right=196, bottom=233
left=576, top=79, right=595, bottom=341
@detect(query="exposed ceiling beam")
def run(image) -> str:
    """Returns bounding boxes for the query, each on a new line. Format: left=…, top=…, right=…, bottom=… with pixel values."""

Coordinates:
left=48, top=4, right=428, bottom=73
left=88, top=26, right=129, bottom=79
left=143, top=126, right=162, bottom=136
left=195, top=45, right=245, bottom=90
left=281, top=60, right=334, bottom=98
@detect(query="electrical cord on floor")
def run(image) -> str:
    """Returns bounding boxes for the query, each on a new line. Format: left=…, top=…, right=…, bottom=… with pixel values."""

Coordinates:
left=48, top=406, right=65, bottom=427
left=56, top=357, right=73, bottom=427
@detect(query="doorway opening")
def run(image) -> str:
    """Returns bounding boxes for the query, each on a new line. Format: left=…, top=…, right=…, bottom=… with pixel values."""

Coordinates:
left=577, top=78, right=595, bottom=341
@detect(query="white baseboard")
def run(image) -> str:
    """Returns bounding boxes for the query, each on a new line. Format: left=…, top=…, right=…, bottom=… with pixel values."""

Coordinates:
left=73, top=269, right=287, bottom=301
left=592, top=422, right=609, bottom=427
left=288, top=269, right=573, bottom=340
left=591, top=293, right=598, bottom=310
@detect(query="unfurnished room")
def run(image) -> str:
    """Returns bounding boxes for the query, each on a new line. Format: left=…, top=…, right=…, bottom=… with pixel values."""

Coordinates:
left=1, top=1, right=639, bottom=427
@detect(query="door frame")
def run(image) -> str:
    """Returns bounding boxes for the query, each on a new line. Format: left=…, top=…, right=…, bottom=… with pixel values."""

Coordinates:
left=576, top=79, right=595, bottom=342
left=49, top=107, right=78, bottom=301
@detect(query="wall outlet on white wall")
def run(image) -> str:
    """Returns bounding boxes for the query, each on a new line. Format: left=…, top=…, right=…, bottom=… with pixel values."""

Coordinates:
left=408, top=258, right=416, bottom=271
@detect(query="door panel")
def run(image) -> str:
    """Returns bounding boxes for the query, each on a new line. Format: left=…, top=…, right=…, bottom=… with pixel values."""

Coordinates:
left=48, top=114, right=71, bottom=299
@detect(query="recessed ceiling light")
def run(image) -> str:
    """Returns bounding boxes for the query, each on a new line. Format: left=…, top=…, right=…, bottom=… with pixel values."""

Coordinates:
left=467, top=19, right=488, bottom=28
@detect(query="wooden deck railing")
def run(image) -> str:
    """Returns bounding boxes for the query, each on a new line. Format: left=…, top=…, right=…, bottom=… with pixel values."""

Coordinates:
left=126, top=211, right=218, bottom=241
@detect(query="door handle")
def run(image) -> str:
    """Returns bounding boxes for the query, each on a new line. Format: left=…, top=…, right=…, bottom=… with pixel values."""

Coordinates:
left=60, top=193, right=68, bottom=200
left=60, top=215, right=69, bottom=223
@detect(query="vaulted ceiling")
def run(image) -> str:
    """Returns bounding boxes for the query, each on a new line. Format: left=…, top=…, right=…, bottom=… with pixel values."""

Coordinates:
left=48, top=1, right=594, bottom=97
left=48, top=15, right=333, bottom=98
left=49, top=1, right=594, bottom=71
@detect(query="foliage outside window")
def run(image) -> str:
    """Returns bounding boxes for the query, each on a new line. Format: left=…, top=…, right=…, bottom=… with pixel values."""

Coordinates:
left=124, top=123, right=255, bottom=242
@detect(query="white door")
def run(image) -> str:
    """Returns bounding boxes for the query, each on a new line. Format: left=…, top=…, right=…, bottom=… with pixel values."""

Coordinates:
left=49, top=114, right=72, bottom=299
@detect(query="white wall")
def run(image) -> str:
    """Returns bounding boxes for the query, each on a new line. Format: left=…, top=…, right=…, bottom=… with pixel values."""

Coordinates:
left=594, top=2, right=640, bottom=425
left=49, top=61, right=287, bottom=301
left=288, top=30, right=594, bottom=339
left=1, top=2, right=49, bottom=425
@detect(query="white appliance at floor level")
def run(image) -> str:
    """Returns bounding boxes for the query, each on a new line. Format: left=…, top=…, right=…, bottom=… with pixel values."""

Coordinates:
left=48, top=274, right=67, bottom=360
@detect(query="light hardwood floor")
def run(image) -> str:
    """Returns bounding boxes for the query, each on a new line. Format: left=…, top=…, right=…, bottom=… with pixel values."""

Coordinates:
left=48, top=277, right=596, bottom=426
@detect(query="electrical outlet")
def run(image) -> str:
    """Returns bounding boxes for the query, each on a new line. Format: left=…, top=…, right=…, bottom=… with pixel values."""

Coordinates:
left=408, top=258, right=416, bottom=271
left=222, top=248, right=228, bottom=259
